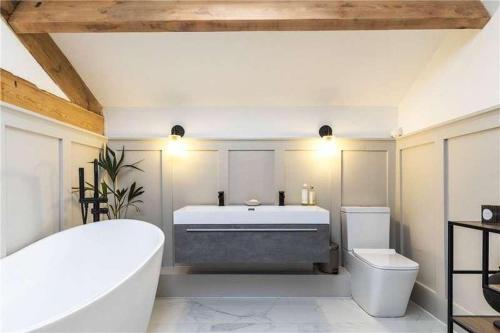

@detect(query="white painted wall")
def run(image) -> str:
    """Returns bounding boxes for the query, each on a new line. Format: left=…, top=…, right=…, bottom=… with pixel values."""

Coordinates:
left=0, top=19, right=66, bottom=99
left=53, top=30, right=446, bottom=109
left=399, top=7, right=500, bottom=134
left=104, top=106, right=398, bottom=139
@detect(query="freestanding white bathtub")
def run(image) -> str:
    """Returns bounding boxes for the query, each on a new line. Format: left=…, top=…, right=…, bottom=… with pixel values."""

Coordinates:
left=0, top=219, right=164, bottom=333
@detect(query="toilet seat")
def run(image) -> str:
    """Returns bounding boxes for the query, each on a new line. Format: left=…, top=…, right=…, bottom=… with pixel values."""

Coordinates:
left=353, top=249, right=419, bottom=271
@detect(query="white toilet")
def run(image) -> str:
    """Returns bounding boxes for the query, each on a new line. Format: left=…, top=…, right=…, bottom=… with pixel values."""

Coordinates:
left=341, top=206, right=419, bottom=317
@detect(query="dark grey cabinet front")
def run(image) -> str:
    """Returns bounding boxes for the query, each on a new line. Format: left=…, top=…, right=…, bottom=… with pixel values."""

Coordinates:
left=174, top=224, right=330, bottom=264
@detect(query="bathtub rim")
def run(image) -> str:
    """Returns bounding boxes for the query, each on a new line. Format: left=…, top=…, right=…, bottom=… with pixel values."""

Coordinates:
left=1, top=219, right=165, bottom=333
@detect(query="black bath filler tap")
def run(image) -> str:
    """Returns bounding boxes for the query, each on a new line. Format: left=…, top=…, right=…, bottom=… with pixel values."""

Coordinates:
left=78, top=159, right=108, bottom=224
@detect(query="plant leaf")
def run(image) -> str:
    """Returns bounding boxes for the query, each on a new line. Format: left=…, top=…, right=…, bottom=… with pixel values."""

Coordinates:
left=116, top=146, right=125, bottom=170
left=123, top=159, right=144, bottom=172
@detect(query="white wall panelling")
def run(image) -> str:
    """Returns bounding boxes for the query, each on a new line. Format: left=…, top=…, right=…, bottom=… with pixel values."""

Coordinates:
left=341, top=150, right=388, bottom=207
left=4, top=127, right=60, bottom=254
left=447, top=127, right=500, bottom=316
left=229, top=150, right=275, bottom=205
left=284, top=150, right=332, bottom=208
left=0, top=103, right=106, bottom=257
left=109, top=138, right=395, bottom=266
left=395, top=108, right=500, bottom=321
left=401, top=143, right=439, bottom=292
left=119, top=150, right=163, bottom=226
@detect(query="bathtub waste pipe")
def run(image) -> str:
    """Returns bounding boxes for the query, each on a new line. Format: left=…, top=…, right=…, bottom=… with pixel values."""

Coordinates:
left=78, top=159, right=109, bottom=224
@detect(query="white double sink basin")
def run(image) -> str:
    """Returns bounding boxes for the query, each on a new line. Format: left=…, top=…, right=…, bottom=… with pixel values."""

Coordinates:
left=174, top=205, right=330, bottom=225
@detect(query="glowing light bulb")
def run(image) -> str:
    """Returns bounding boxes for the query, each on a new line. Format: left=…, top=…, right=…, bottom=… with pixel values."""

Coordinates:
left=167, top=134, right=186, bottom=156
left=317, top=135, right=337, bottom=157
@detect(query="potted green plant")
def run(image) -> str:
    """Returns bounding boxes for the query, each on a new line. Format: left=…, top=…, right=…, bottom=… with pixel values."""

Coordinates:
left=78, top=146, right=145, bottom=219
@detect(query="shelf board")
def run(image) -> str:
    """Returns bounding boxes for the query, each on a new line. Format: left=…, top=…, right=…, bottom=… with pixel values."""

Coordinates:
left=449, top=221, right=500, bottom=233
left=453, top=316, right=500, bottom=333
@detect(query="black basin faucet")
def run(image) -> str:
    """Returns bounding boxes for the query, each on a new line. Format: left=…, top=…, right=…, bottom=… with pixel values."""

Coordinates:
left=218, top=191, right=225, bottom=206
left=279, top=191, right=285, bottom=206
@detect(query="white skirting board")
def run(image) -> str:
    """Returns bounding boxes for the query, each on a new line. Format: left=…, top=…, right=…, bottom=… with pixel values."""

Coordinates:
left=157, top=266, right=351, bottom=297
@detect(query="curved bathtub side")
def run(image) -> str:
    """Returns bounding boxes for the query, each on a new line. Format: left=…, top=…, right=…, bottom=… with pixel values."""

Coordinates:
left=36, top=244, right=164, bottom=333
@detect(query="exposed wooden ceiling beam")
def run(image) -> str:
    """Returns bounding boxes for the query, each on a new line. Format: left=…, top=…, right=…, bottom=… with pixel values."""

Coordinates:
left=1, top=1, right=102, bottom=114
left=1, top=69, right=104, bottom=134
left=8, top=0, right=491, bottom=33
left=0, top=0, right=18, bottom=20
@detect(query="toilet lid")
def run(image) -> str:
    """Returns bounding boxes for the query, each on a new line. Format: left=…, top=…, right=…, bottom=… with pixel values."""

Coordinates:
left=353, top=249, right=419, bottom=271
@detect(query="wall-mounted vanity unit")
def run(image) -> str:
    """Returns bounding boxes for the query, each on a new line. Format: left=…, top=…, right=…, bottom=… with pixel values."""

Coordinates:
left=174, top=206, right=330, bottom=264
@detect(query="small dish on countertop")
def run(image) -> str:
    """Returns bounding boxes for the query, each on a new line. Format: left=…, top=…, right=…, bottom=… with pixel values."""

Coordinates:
left=245, top=199, right=261, bottom=206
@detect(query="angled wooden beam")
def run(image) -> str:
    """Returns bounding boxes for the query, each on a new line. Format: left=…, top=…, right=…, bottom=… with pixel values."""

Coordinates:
left=8, top=0, right=491, bottom=33
left=1, top=1, right=102, bottom=114
left=14, top=33, right=103, bottom=114
left=1, top=69, right=104, bottom=134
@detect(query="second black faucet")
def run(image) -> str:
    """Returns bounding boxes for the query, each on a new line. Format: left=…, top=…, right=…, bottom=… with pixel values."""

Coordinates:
left=218, top=191, right=225, bottom=206
left=279, top=191, right=285, bottom=206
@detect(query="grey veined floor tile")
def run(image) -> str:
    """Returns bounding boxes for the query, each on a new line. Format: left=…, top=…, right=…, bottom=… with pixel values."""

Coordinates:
left=147, top=297, right=446, bottom=333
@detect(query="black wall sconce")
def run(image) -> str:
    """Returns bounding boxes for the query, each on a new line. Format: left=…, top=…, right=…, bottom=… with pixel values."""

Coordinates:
left=319, top=125, right=333, bottom=138
left=170, top=125, right=185, bottom=138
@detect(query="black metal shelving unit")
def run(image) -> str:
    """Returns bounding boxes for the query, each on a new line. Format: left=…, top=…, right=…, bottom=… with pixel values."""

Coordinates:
left=448, top=221, right=500, bottom=333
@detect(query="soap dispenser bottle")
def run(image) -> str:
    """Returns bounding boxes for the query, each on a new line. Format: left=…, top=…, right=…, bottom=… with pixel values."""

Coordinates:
left=301, top=184, right=309, bottom=205
left=308, top=186, right=316, bottom=206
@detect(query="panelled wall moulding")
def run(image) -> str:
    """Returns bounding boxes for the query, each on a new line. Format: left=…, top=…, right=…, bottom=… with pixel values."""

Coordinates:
left=394, top=108, right=500, bottom=321
left=108, top=138, right=396, bottom=267
left=1, top=104, right=106, bottom=257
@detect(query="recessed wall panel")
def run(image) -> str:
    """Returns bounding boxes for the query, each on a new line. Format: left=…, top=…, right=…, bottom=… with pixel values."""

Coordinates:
left=284, top=150, right=331, bottom=209
left=117, top=150, right=163, bottom=228
left=448, top=128, right=500, bottom=315
left=229, top=150, right=275, bottom=204
left=5, top=127, right=60, bottom=254
left=342, top=150, right=387, bottom=206
left=173, top=150, right=219, bottom=209
left=401, top=143, right=438, bottom=291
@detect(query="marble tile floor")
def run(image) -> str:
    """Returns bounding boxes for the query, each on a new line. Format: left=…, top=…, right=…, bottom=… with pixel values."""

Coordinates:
left=147, top=297, right=447, bottom=333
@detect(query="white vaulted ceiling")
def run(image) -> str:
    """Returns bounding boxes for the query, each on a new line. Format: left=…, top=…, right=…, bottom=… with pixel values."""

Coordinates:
left=51, top=30, right=449, bottom=108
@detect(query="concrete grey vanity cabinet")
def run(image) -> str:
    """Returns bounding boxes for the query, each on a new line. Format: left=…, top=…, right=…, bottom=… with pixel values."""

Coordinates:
left=174, top=206, right=330, bottom=264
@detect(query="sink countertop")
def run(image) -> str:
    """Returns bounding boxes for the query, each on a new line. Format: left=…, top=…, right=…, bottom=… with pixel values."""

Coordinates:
left=174, top=205, right=330, bottom=225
